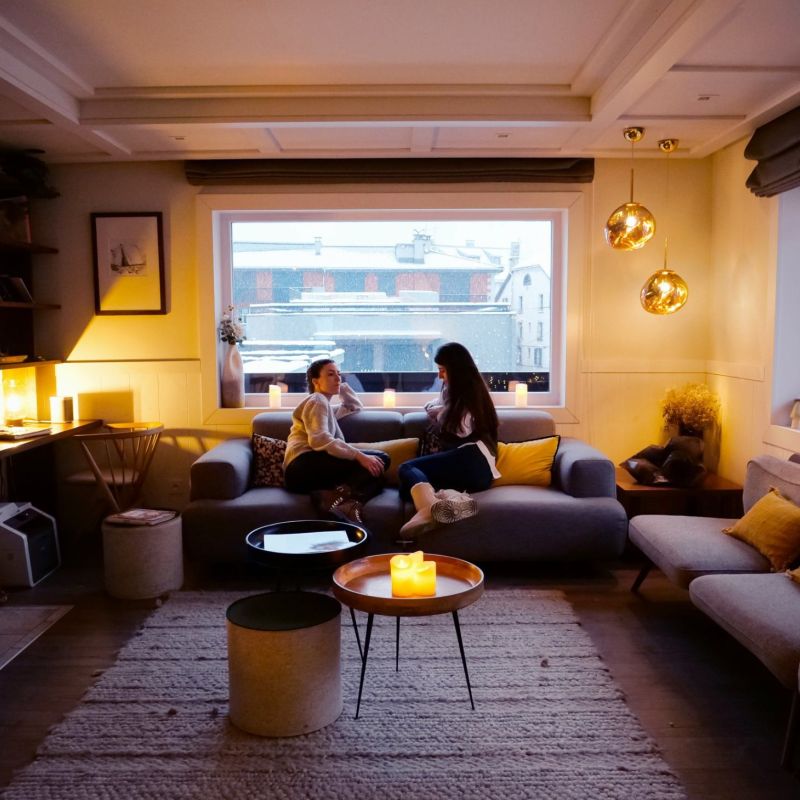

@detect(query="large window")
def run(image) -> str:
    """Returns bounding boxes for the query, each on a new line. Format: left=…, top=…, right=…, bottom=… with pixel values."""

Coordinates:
left=217, top=214, right=560, bottom=399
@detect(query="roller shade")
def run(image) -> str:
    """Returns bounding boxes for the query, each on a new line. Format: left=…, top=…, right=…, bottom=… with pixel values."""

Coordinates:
left=185, top=157, right=594, bottom=186
left=744, top=106, right=800, bottom=197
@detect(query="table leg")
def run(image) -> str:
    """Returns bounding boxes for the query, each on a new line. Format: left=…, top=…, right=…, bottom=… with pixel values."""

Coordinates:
left=452, top=610, right=475, bottom=710
left=395, top=616, right=400, bottom=672
left=355, top=612, right=374, bottom=719
left=349, top=605, right=363, bottom=662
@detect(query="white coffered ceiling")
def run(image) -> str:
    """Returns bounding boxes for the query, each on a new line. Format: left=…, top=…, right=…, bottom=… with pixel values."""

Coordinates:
left=0, top=0, right=797, bottom=163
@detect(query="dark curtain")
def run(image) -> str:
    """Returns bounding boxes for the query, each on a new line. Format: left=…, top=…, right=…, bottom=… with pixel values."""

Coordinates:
left=185, top=157, right=594, bottom=186
left=744, top=106, right=800, bottom=197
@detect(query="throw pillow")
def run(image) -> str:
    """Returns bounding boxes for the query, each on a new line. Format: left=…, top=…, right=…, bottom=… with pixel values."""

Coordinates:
left=492, top=435, right=560, bottom=487
left=252, top=434, right=287, bottom=487
left=350, top=438, right=419, bottom=486
left=723, top=488, right=800, bottom=571
left=419, top=425, right=442, bottom=456
left=786, top=565, right=800, bottom=584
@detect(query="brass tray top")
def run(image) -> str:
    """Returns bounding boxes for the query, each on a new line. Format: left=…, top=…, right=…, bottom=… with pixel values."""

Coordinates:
left=332, top=552, right=484, bottom=617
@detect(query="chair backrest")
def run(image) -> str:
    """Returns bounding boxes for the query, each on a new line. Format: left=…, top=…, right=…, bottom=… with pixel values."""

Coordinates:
left=75, top=423, right=163, bottom=513
left=743, top=454, right=800, bottom=513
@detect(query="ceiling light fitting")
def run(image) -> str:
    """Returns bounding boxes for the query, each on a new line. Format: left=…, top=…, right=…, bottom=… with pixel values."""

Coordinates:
left=604, top=127, right=656, bottom=251
left=640, top=138, right=688, bottom=315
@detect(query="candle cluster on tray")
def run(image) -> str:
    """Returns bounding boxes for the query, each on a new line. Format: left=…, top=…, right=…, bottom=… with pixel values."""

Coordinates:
left=389, top=550, right=436, bottom=597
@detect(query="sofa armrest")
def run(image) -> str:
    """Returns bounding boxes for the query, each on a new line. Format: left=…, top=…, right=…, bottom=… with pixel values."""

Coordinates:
left=190, top=437, right=252, bottom=500
left=554, top=438, right=616, bottom=498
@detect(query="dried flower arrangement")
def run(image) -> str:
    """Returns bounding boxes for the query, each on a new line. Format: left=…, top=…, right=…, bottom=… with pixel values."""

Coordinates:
left=218, top=305, right=245, bottom=345
left=661, top=383, right=720, bottom=434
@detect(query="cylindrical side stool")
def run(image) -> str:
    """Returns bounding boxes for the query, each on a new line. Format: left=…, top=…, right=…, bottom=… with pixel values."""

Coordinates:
left=227, top=591, right=342, bottom=737
left=102, top=514, right=183, bottom=600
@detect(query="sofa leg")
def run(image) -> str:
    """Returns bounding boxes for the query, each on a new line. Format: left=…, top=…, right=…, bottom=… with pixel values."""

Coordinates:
left=780, top=688, right=799, bottom=770
left=631, top=562, right=652, bottom=593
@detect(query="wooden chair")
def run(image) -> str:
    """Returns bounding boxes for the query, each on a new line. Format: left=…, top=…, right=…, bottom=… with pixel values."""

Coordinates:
left=72, top=423, right=163, bottom=514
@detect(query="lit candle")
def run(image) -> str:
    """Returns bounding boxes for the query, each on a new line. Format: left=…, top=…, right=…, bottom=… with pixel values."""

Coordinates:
left=390, top=550, right=423, bottom=597
left=49, top=396, right=65, bottom=423
left=515, top=383, right=528, bottom=407
left=412, top=560, right=437, bottom=596
left=269, top=384, right=281, bottom=409
left=383, top=388, right=396, bottom=408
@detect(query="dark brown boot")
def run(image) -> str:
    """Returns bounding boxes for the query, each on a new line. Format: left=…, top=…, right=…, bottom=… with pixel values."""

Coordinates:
left=330, top=498, right=365, bottom=527
left=311, top=485, right=351, bottom=518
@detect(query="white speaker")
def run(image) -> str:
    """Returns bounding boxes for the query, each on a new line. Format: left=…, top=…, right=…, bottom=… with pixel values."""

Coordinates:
left=0, top=502, right=60, bottom=587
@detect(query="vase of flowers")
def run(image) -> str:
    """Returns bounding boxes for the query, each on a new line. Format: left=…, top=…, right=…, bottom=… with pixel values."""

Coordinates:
left=661, top=383, right=720, bottom=439
left=219, top=305, right=245, bottom=408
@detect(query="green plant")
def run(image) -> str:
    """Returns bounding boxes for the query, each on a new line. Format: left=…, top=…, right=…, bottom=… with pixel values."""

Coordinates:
left=218, top=305, right=245, bottom=345
left=661, top=383, right=720, bottom=433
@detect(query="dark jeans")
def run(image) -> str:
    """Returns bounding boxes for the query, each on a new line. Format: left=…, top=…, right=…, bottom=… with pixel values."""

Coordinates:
left=284, top=449, right=390, bottom=496
left=397, top=443, right=494, bottom=501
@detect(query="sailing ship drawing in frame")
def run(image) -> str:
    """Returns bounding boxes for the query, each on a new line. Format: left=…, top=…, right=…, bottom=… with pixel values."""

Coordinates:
left=91, top=212, right=166, bottom=314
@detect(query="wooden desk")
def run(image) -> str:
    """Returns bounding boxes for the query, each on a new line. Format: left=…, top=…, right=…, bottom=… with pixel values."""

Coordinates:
left=615, top=466, right=743, bottom=519
left=0, top=420, right=102, bottom=514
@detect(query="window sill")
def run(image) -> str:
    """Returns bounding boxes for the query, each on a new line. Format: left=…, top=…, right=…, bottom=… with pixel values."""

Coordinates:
left=765, top=424, right=800, bottom=452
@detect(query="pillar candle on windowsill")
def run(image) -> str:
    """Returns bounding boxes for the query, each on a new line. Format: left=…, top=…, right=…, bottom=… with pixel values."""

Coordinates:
left=383, top=388, right=396, bottom=408
left=269, top=384, right=281, bottom=409
left=515, top=383, right=528, bottom=407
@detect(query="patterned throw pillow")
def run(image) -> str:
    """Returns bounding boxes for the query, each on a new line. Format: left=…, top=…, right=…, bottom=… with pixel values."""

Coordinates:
left=252, top=434, right=287, bottom=487
left=419, top=425, right=442, bottom=456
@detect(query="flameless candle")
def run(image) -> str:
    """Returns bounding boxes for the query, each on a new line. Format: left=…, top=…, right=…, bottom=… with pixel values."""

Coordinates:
left=515, top=383, right=528, bottom=407
left=269, top=384, right=282, bottom=409
left=390, top=550, right=423, bottom=597
left=383, top=388, right=396, bottom=408
left=412, top=560, right=437, bottom=596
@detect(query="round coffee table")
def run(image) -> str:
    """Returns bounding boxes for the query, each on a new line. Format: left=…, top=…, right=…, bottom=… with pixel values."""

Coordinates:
left=332, top=552, right=484, bottom=718
left=246, top=519, right=368, bottom=579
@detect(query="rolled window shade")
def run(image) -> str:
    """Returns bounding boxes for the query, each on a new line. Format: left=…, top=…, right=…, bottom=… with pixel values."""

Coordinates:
left=744, top=106, right=800, bottom=198
left=185, top=157, right=594, bottom=186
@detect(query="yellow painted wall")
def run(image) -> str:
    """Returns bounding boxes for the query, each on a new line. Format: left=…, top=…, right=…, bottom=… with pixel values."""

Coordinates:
left=28, top=149, right=793, bottom=512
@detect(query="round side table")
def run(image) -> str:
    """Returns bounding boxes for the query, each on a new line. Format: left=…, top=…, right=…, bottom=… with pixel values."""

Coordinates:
left=226, top=591, right=342, bottom=737
left=102, top=513, right=183, bottom=600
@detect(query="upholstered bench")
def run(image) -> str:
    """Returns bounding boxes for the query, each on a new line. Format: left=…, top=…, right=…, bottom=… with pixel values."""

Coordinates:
left=628, top=454, right=800, bottom=591
left=689, top=572, right=800, bottom=766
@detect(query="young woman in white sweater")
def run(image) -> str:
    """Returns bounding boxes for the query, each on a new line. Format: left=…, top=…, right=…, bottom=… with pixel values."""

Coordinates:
left=283, top=358, right=389, bottom=525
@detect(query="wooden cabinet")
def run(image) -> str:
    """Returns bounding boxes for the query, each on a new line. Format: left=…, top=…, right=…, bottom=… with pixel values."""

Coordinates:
left=0, top=240, right=60, bottom=359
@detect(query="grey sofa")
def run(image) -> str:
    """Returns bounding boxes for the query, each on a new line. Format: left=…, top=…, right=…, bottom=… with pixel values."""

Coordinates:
left=183, top=408, right=628, bottom=564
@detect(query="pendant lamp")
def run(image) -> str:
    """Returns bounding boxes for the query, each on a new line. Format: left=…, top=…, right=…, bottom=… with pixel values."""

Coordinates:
left=604, top=127, right=655, bottom=251
left=640, top=139, right=688, bottom=315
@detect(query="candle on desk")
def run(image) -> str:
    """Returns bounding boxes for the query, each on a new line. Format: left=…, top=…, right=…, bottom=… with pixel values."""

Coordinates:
left=515, top=383, right=528, bottom=407
left=390, top=550, right=423, bottom=597
left=268, top=384, right=282, bottom=409
left=49, top=396, right=65, bottom=423
left=383, top=388, right=396, bottom=408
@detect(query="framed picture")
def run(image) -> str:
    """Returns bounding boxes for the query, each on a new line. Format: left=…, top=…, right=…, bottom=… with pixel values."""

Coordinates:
left=91, top=212, right=166, bottom=314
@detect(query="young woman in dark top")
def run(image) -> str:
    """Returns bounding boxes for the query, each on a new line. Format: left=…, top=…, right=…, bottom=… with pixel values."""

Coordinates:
left=398, top=342, right=500, bottom=538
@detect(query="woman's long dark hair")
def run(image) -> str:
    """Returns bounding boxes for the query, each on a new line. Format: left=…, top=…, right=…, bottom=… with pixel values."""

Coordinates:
left=434, top=342, right=498, bottom=450
left=306, top=358, right=335, bottom=392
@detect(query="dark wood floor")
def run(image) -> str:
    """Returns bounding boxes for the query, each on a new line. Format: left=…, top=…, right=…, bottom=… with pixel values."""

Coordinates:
left=1, top=549, right=798, bottom=799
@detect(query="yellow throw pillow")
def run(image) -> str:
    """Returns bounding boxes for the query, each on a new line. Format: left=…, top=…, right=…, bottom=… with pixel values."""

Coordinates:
left=351, top=438, right=419, bottom=486
left=492, top=435, right=560, bottom=487
left=723, top=488, right=800, bottom=571
left=786, top=565, right=800, bottom=584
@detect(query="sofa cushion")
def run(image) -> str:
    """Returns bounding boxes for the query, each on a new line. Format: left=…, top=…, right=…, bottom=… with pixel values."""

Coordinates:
left=350, top=438, right=419, bottom=486
left=629, top=514, right=771, bottom=588
left=723, top=488, right=800, bottom=571
left=689, top=572, right=800, bottom=688
left=251, top=434, right=287, bottom=487
left=743, top=454, right=800, bottom=512
left=493, top=435, right=560, bottom=487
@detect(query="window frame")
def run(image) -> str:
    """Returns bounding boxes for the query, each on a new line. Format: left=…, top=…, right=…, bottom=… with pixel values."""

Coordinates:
left=196, top=189, right=585, bottom=425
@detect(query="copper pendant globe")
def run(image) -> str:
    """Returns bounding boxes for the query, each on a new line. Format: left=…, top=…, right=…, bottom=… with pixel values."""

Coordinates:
left=640, top=268, right=688, bottom=314
left=604, top=127, right=655, bottom=251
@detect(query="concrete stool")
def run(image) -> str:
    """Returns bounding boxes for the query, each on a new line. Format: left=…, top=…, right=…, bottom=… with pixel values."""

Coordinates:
left=102, top=514, right=183, bottom=600
left=227, top=591, right=342, bottom=737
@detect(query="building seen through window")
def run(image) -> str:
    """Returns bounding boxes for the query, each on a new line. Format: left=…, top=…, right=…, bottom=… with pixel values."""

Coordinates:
left=224, top=218, right=554, bottom=394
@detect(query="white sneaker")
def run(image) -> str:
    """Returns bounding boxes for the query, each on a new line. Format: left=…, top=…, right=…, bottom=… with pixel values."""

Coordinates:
left=430, top=489, right=478, bottom=524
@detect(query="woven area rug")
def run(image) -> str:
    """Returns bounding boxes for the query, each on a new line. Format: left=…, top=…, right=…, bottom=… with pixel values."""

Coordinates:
left=1, top=589, right=685, bottom=800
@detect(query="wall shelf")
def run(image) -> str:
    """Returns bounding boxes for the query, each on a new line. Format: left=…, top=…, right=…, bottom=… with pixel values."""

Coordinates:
left=0, top=359, right=60, bottom=371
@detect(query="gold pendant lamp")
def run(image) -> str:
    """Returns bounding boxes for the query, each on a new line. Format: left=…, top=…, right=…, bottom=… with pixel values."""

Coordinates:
left=604, top=127, right=656, bottom=251
left=640, top=138, right=688, bottom=315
